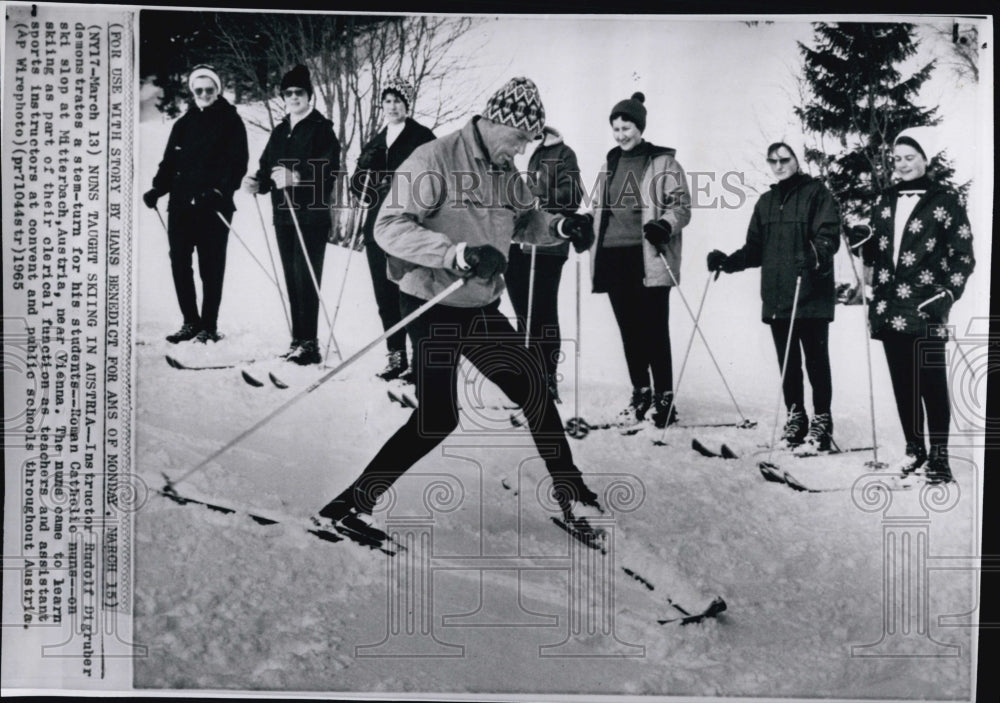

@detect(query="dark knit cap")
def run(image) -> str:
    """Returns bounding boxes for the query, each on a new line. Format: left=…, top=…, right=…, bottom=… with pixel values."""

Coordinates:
left=610, top=92, right=647, bottom=133
left=280, top=64, right=313, bottom=97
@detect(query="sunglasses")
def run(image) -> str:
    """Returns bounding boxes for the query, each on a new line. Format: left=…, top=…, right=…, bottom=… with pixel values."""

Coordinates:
left=766, top=157, right=793, bottom=166
left=283, top=88, right=307, bottom=98
left=193, top=87, right=216, bottom=96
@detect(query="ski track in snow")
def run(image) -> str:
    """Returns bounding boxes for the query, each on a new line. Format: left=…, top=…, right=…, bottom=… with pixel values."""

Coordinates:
left=133, top=101, right=979, bottom=697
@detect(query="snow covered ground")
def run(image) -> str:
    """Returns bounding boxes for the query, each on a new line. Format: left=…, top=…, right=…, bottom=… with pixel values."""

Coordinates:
left=131, top=31, right=988, bottom=701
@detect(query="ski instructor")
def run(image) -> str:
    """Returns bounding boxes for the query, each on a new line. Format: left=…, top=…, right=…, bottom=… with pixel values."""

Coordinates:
left=315, top=77, right=605, bottom=535
left=144, top=64, right=249, bottom=344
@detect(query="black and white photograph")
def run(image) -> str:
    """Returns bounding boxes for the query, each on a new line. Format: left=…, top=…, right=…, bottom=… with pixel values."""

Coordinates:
left=2, top=4, right=994, bottom=701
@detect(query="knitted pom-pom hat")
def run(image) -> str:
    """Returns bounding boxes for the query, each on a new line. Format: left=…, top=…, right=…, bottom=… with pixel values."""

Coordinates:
left=610, top=92, right=647, bottom=133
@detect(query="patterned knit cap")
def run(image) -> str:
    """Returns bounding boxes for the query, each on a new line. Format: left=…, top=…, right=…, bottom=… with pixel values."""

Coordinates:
left=381, top=76, right=414, bottom=112
left=483, top=77, right=545, bottom=137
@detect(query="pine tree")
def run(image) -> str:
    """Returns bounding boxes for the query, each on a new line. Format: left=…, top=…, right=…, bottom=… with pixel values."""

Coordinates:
left=795, top=22, right=962, bottom=220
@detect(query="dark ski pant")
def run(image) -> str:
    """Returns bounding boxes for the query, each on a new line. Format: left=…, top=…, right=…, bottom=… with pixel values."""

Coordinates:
left=505, top=244, right=567, bottom=380
left=880, top=331, right=950, bottom=448
left=605, top=270, right=673, bottom=395
left=365, top=238, right=407, bottom=355
left=335, top=293, right=584, bottom=515
left=275, top=223, right=327, bottom=341
left=767, top=318, right=832, bottom=415
left=167, top=204, right=231, bottom=331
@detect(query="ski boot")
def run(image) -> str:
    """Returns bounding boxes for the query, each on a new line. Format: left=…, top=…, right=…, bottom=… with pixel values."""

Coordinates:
left=616, top=386, right=652, bottom=428
left=195, top=328, right=224, bottom=344
left=925, top=445, right=954, bottom=485
left=166, top=322, right=200, bottom=344
left=798, top=412, right=833, bottom=453
left=553, top=476, right=606, bottom=538
left=281, top=338, right=303, bottom=360
left=376, top=350, right=408, bottom=381
left=891, top=441, right=928, bottom=476
left=288, top=339, right=321, bottom=365
left=651, top=391, right=679, bottom=429
left=777, top=406, right=809, bottom=449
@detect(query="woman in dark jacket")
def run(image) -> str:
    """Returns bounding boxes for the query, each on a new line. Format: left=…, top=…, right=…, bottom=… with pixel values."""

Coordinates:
left=708, top=142, right=841, bottom=451
left=244, top=64, right=340, bottom=365
left=506, top=125, right=583, bottom=402
left=847, top=127, right=975, bottom=484
left=143, top=64, right=249, bottom=344
left=350, top=77, right=435, bottom=381
left=590, top=92, right=692, bottom=429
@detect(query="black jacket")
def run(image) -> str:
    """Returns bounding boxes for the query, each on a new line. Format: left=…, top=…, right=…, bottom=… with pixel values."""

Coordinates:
left=151, top=97, right=248, bottom=212
left=522, top=130, right=583, bottom=258
left=256, top=109, right=341, bottom=229
left=859, top=180, right=975, bottom=339
left=350, top=118, right=435, bottom=242
left=726, top=173, right=841, bottom=321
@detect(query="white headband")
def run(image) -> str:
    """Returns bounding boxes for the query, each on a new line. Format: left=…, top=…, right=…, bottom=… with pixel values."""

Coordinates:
left=188, top=66, right=222, bottom=94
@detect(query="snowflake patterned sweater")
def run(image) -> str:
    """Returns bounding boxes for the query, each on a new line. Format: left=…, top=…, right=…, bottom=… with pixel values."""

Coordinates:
left=858, top=177, right=975, bottom=339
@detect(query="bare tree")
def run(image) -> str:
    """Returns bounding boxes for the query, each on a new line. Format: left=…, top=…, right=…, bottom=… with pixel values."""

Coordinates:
left=346, top=17, right=485, bottom=153
left=206, top=13, right=487, bottom=243
left=924, top=21, right=980, bottom=84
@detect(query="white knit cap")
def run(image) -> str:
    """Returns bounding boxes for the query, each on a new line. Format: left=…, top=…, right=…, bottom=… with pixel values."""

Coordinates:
left=894, top=126, right=939, bottom=161
left=188, top=65, right=222, bottom=94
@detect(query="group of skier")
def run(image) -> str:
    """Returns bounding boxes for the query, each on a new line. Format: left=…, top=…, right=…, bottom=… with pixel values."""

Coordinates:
left=145, top=64, right=974, bottom=537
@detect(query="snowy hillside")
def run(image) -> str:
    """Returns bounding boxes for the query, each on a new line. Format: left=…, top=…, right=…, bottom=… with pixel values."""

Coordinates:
left=132, top=72, right=985, bottom=702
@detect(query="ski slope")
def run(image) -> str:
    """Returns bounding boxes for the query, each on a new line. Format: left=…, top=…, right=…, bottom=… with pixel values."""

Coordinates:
left=131, top=95, right=984, bottom=700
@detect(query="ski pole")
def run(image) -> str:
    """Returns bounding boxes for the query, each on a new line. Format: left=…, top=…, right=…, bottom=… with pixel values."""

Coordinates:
left=153, top=205, right=168, bottom=233
left=915, top=291, right=978, bottom=381
left=653, top=273, right=715, bottom=446
left=575, top=254, right=581, bottom=418
left=166, top=278, right=466, bottom=490
left=326, top=173, right=372, bottom=351
left=765, top=276, right=803, bottom=466
left=253, top=194, right=292, bottom=337
left=841, top=230, right=884, bottom=468
left=214, top=211, right=281, bottom=289
left=283, top=189, right=342, bottom=362
left=564, top=253, right=590, bottom=438
left=525, top=244, right=537, bottom=348
left=655, top=251, right=751, bottom=425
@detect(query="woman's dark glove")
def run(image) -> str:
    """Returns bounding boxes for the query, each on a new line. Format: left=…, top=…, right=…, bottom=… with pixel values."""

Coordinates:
left=143, top=189, right=162, bottom=209
left=559, top=213, right=596, bottom=253
left=642, top=220, right=672, bottom=253
left=706, top=249, right=729, bottom=273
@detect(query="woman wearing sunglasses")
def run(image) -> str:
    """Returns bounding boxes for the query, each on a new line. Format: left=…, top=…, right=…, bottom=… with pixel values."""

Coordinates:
left=707, top=142, right=841, bottom=452
left=846, top=127, right=975, bottom=484
left=143, top=64, right=249, bottom=344
left=244, top=64, right=341, bottom=365
left=349, top=77, right=435, bottom=383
